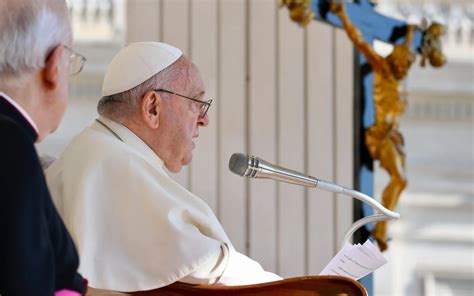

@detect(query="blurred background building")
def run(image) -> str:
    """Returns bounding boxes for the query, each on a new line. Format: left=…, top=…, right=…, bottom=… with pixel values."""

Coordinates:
left=373, top=1, right=473, bottom=295
left=36, top=0, right=473, bottom=295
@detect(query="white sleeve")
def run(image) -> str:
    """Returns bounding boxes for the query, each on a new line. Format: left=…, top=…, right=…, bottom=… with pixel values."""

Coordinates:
left=179, top=243, right=282, bottom=286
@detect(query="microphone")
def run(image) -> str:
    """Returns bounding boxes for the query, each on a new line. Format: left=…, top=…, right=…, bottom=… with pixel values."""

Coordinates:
left=228, top=153, right=400, bottom=247
left=228, top=153, right=318, bottom=187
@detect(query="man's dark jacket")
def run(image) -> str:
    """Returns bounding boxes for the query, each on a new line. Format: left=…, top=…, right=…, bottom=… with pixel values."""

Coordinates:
left=0, top=95, right=86, bottom=295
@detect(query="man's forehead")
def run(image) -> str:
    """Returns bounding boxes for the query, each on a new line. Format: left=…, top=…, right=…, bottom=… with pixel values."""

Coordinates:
left=171, top=58, right=206, bottom=98
left=185, top=70, right=205, bottom=96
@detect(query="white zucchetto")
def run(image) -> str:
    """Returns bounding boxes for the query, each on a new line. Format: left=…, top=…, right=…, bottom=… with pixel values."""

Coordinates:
left=102, top=42, right=183, bottom=97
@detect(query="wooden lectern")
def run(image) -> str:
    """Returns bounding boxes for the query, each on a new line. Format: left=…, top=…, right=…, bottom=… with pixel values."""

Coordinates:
left=88, top=275, right=367, bottom=296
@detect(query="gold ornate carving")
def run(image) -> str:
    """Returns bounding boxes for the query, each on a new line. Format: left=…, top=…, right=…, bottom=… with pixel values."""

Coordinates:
left=330, top=1, right=418, bottom=251
left=280, top=0, right=314, bottom=27
left=420, top=22, right=446, bottom=67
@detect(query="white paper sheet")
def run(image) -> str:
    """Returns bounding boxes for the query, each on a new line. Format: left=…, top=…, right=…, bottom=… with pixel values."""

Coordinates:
left=319, top=239, right=387, bottom=280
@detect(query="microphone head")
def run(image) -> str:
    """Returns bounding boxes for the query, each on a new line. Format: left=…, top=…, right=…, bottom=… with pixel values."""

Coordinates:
left=229, top=153, right=249, bottom=176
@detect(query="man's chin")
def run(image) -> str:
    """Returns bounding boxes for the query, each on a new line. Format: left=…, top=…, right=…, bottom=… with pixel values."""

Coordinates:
left=164, top=154, right=193, bottom=173
left=183, top=152, right=193, bottom=164
left=165, top=163, right=182, bottom=173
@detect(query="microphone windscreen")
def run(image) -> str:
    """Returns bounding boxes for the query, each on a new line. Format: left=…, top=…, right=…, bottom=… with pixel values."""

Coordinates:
left=229, top=153, right=249, bottom=176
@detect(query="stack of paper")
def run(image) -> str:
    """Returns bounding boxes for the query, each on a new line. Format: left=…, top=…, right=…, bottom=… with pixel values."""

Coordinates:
left=319, top=239, right=387, bottom=280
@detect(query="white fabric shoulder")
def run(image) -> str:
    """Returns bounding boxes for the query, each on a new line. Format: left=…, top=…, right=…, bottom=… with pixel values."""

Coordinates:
left=47, top=123, right=232, bottom=292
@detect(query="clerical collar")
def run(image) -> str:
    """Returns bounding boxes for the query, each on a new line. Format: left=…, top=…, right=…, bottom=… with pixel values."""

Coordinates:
left=93, top=116, right=165, bottom=169
left=0, top=91, right=39, bottom=136
left=95, top=118, right=124, bottom=142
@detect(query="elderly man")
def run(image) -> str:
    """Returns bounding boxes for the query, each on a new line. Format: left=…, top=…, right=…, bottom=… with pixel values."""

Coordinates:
left=0, top=0, right=87, bottom=295
left=47, top=42, right=281, bottom=293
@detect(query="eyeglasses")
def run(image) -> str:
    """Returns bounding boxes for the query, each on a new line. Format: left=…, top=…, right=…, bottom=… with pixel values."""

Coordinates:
left=155, top=89, right=213, bottom=117
left=64, top=45, right=86, bottom=76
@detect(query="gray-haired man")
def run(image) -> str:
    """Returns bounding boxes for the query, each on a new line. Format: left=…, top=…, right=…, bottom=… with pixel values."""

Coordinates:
left=0, top=0, right=87, bottom=295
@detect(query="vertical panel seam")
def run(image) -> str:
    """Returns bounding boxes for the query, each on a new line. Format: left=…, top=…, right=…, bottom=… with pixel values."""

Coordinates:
left=332, top=28, right=338, bottom=254
left=303, top=25, right=309, bottom=276
left=216, top=0, right=221, bottom=220
left=159, top=0, right=163, bottom=41
left=244, top=0, right=251, bottom=257
left=275, top=1, right=280, bottom=275
left=187, top=0, right=193, bottom=190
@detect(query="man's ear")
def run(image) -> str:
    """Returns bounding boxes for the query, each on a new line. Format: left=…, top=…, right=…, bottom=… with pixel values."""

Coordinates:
left=141, top=90, right=161, bottom=129
left=42, top=45, right=64, bottom=89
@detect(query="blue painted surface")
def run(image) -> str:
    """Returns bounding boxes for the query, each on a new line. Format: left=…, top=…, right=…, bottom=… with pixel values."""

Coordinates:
left=360, top=273, right=374, bottom=296
left=359, top=52, right=375, bottom=128
left=360, top=164, right=375, bottom=229
left=311, top=0, right=423, bottom=51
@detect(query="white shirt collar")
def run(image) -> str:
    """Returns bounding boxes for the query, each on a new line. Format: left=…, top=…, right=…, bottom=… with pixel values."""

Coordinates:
left=93, top=116, right=165, bottom=168
left=0, top=91, right=39, bottom=136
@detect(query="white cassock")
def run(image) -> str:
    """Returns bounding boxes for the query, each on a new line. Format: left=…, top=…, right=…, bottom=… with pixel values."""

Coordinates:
left=46, top=116, right=281, bottom=292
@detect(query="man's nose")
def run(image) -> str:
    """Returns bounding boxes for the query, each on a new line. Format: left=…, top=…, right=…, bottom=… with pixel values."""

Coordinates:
left=197, top=113, right=209, bottom=127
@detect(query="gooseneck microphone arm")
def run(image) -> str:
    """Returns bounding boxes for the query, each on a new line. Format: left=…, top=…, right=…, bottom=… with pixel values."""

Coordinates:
left=229, top=153, right=400, bottom=247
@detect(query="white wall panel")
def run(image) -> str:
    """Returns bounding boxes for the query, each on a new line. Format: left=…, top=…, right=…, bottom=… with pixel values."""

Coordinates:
left=189, top=0, right=219, bottom=212
left=126, top=0, right=161, bottom=42
left=306, top=21, right=337, bottom=275
left=247, top=0, right=278, bottom=272
left=161, top=0, right=191, bottom=188
left=277, top=7, right=306, bottom=277
left=217, top=0, right=247, bottom=253
left=334, top=30, right=354, bottom=247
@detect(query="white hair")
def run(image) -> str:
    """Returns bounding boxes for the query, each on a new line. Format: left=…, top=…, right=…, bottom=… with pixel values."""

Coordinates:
left=0, top=0, right=71, bottom=75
